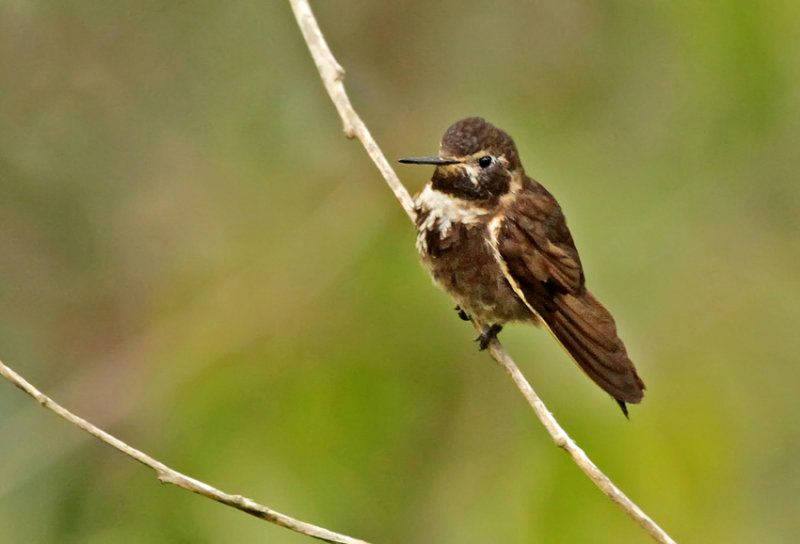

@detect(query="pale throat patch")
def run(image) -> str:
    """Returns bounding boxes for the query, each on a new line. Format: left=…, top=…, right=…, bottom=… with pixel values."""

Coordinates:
left=414, top=184, right=489, bottom=253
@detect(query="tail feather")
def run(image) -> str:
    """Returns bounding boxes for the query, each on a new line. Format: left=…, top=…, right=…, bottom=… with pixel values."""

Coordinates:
left=546, top=290, right=645, bottom=405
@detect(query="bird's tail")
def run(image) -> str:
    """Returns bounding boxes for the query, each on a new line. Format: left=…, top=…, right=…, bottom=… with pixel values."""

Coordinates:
left=545, top=290, right=645, bottom=414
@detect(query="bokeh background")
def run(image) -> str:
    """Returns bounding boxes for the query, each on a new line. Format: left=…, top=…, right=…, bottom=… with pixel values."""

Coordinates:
left=1, top=1, right=799, bottom=542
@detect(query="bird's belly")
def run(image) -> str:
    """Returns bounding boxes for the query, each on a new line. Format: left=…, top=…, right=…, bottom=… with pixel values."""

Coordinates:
left=417, top=220, right=533, bottom=325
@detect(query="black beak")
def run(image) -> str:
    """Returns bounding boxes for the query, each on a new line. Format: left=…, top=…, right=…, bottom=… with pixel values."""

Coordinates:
left=398, top=156, right=461, bottom=165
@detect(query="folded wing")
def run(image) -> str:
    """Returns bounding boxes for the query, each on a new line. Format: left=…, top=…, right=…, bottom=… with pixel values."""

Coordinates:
left=490, top=185, right=645, bottom=408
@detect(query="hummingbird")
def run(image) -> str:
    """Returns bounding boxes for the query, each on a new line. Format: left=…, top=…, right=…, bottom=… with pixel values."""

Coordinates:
left=400, top=117, right=645, bottom=415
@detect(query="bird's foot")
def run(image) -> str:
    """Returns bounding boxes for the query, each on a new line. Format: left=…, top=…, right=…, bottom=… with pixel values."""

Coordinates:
left=475, top=324, right=503, bottom=351
left=455, top=306, right=471, bottom=321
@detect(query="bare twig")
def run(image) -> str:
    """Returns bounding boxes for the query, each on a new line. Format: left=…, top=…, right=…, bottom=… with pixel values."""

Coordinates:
left=287, top=0, right=416, bottom=221
left=288, top=1, right=677, bottom=543
left=485, top=345, right=676, bottom=543
left=0, top=360, right=371, bottom=544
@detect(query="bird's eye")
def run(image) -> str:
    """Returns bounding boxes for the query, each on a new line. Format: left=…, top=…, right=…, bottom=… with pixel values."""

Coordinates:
left=478, top=155, right=493, bottom=168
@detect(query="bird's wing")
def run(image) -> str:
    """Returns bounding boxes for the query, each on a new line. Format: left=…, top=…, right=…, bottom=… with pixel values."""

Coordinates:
left=492, top=192, right=584, bottom=293
left=488, top=186, right=645, bottom=406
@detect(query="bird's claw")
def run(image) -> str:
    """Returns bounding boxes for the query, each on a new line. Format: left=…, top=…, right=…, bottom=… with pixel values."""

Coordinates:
left=475, top=324, right=503, bottom=350
left=455, top=306, right=471, bottom=321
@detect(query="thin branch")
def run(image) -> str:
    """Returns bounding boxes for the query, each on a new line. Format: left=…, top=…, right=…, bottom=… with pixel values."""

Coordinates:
left=485, top=344, right=676, bottom=543
left=287, top=2, right=677, bottom=543
left=0, top=360, right=371, bottom=544
left=288, top=0, right=416, bottom=222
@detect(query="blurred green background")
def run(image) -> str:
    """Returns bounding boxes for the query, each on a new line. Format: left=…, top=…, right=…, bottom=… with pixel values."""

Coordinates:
left=1, top=1, right=799, bottom=542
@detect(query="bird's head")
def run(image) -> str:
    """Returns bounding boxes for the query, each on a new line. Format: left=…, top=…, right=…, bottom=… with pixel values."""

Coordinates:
left=400, top=117, right=523, bottom=202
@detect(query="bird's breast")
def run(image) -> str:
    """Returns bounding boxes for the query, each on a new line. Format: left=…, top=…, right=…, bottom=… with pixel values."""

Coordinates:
left=414, top=187, right=533, bottom=324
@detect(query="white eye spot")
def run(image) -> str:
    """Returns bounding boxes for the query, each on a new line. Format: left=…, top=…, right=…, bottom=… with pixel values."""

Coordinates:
left=466, top=167, right=479, bottom=186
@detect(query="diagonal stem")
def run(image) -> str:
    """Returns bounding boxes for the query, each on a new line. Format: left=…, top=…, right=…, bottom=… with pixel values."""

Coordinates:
left=287, top=1, right=677, bottom=543
left=0, top=360, right=372, bottom=544
left=288, top=0, right=416, bottom=222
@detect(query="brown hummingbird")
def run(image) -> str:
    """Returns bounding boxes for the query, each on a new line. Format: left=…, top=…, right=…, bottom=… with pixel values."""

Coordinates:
left=400, top=117, right=645, bottom=415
